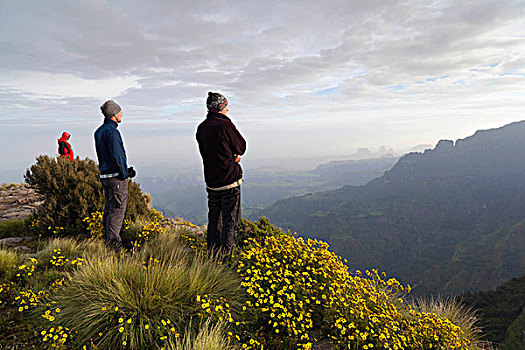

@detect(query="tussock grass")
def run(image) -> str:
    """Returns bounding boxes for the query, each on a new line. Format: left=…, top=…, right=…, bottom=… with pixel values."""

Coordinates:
left=412, top=296, right=497, bottom=350
left=53, top=241, right=244, bottom=349
left=139, top=225, right=189, bottom=262
left=166, top=320, right=233, bottom=350
left=36, top=238, right=110, bottom=265
left=79, top=239, right=111, bottom=259
left=0, top=247, right=20, bottom=280
left=36, top=238, right=84, bottom=263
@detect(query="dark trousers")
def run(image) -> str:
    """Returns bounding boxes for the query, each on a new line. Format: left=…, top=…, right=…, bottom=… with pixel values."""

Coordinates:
left=101, top=177, right=128, bottom=248
left=206, top=186, right=241, bottom=254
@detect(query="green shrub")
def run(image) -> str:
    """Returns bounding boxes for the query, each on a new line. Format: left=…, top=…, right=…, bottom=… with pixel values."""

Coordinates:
left=501, top=309, right=525, bottom=350
left=236, top=234, right=350, bottom=349
left=0, top=219, right=28, bottom=239
left=84, top=209, right=169, bottom=249
left=52, top=242, right=244, bottom=349
left=234, top=234, right=474, bottom=349
left=236, top=217, right=284, bottom=250
left=24, top=155, right=153, bottom=236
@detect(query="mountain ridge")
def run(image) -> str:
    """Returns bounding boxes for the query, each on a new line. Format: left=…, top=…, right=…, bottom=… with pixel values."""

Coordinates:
left=258, top=120, right=525, bottom=295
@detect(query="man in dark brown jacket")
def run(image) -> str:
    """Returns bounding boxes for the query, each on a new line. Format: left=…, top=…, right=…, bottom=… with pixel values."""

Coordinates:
left=196, top=92, right=246, bottom=255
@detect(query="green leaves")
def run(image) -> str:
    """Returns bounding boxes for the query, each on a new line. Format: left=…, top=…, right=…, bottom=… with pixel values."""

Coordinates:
left=25, top=155, right=153, bottom=237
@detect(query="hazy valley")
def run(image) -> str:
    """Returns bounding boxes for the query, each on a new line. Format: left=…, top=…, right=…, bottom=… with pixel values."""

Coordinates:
left=257, top=121, right=525, bottom=297
left=140, top=155, right=399, bottom=225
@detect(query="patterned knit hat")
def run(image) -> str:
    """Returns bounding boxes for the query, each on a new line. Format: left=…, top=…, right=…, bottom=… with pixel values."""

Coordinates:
left=206, top=92, right=228, bottom=111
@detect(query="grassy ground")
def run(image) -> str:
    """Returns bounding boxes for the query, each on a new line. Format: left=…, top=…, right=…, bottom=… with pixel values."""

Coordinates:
left=0, top=216, right=496, bottom=350
left=0, top=292, right=41, bottom=349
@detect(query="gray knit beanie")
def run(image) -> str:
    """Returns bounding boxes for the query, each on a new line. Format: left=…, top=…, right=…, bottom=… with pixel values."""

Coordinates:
left=100, top=100, right=122, bottom=118
left=206, top=92, right=228, bottom=111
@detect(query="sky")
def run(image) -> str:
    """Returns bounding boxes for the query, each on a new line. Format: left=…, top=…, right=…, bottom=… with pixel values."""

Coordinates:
left=1, top=0, right=524, bottom=181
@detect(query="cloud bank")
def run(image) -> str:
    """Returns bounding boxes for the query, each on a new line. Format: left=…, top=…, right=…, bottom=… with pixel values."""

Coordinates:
left=1, top=0, right=524, bottom=174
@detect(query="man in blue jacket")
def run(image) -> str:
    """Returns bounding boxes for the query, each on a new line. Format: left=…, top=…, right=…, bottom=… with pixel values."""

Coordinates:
left=94, top=100, right=136, bottom=249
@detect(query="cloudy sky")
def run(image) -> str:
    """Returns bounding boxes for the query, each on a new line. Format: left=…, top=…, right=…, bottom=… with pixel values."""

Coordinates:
left=1, top=0, right=524, bottom=179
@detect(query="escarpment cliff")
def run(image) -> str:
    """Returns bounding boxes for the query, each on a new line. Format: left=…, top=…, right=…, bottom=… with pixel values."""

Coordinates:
left=259, top=120, right=525, bottom=295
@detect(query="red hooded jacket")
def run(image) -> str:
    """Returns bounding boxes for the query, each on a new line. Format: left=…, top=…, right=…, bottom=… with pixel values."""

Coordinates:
left=58, top=132, right=74, bottom=160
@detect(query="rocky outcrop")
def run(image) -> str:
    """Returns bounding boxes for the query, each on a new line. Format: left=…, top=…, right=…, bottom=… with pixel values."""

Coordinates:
left=0, top=236, right=34, bottom=253
left=0, top=183, right=43, bottom=222
left=435, top=139, right=454, bottom=151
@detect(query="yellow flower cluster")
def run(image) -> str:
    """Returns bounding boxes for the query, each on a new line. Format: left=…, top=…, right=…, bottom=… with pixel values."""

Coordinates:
left=179, top=225, right=207, bottom=252
left=327, top=268, right=470, bottom=349
left=48, top=226, right=65, bottom=235
left=151, top=208, right=165, bottom=220
left=71, top=257, right=84, bottom=266
left=29, top=218, right=41, bottom=235
left=42, top=307, right=58, bottom=322
left=48, top=249, right=84, bottom=270
left=197, top=294, right=235, bottom=323
left=196, top=294, right=262, bottom=349
left=406, top=308, right=468, bottom=349
left=52, top=277, right=65, bottom=288
left=16, top=258, right=37, bottom=278
left=84, top=210, right=167, bottom=248
left=49, top=249, right=68, bottom=267
left=142, top=257, right=161, bottom=269
left=29, top=218, right=65, bottom=236
left=174, top=217, right=201, bottom=230
left=30, top=218, right=41, bottom=228
left=96, top=305, right=180, bottom=348
left=0, top=281, right=14, bottom=305
left=14, top=288, right=49, bottom=312
left=108, top=305, right=181, bottom=346
left=132, top=219, right=166, bottom=248
left=237, top=235, right=348, bottom=349
left=328, top=269, right=404, bottom=348
left=175, top=218, right=208, bottom=252
left=41, top=324, right=69, bottom=348
left=236, top=234, right=471, bottom=350
left=83, top=211, right=103, bottom=239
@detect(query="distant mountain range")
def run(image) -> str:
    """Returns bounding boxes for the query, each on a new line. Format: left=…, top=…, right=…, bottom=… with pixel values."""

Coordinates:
left=258, top=121, right=525, bottom=295
left=140, top=156, right=398, bottom=224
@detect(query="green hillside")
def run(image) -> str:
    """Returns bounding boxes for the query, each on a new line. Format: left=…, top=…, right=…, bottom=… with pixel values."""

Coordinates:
left=259, top=121, right=525, bottom=295
left=461, top=274, right=525, bottom=350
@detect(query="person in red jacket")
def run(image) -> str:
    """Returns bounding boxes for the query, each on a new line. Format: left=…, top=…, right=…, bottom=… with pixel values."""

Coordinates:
left=58, top=131, right=74, bottom=160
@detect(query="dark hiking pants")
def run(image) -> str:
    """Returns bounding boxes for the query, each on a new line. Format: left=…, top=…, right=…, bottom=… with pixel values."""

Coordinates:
left=101, top=177, right=128, bottom=249
left=206, top=186, right=241, bottom=255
